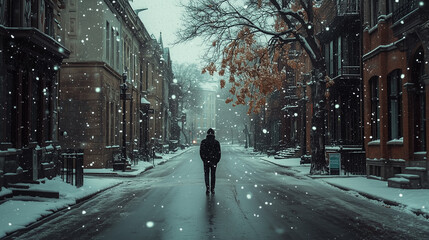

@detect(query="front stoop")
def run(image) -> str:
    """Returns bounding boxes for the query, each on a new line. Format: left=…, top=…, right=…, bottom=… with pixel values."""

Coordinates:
left=388, top=174, right=421, bottom=189
left=274, top=147, right=301, bottom=159
left=405, top=167, right=428, bottom=188
left=11, top=189, right=59, bottom=198
left=6, top=183, right=60, bottom=199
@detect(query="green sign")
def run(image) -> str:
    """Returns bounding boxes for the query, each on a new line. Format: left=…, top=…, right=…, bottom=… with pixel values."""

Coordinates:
left=329, top=153, right=341, bottom=175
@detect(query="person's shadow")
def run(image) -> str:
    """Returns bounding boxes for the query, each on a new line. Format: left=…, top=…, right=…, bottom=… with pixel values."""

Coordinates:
left=205, top=195, right=217, bottom=234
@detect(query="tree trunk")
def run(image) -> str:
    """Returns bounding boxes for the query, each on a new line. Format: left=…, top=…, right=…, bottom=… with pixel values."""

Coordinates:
left=181, top=128, right=189, bottom=144
left=310, top=66, right=328, bottom=174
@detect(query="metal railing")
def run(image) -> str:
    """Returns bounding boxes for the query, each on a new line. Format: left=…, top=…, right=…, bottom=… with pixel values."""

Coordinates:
left=339, top=65, right=360, bottom=76
left=341, top=151, right=366, bottom=175
left=337, top=0, right=360, bottom=15
left=392, top=0, right=419, bottom=24
left=60, top=149, right=84, bottom=188
left=332, top=65, right=360, bottom=79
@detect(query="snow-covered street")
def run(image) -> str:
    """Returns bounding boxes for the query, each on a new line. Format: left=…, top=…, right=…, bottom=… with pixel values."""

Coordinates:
left=1, top=145, right=429, bottom=239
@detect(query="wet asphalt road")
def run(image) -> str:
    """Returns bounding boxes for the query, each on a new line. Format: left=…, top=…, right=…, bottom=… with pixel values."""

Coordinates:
left=8, top=145, right=429, bottom=240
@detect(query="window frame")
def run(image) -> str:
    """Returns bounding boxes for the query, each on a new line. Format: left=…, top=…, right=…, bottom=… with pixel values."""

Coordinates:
left=370, top=76, right=380, bottom=140
left=388, top=69, right=402, bottom=140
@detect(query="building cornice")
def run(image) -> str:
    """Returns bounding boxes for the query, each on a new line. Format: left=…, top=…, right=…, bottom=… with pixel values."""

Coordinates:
left=362, top=37, right=405, bottom=62
left=105, top=0, right=151, bottom=45
left=2, top=25, right=70, bottom=59
left=61, top=61, right=121, bottom=79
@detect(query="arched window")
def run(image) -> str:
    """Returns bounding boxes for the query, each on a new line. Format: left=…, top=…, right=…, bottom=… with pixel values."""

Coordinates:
left=388, top=69, right=402, bottom=140
left=370, top=76, right=380, bottom=140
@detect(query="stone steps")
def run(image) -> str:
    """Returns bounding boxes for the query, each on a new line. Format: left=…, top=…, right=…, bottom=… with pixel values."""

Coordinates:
left=388, top=173, right=422, bottom=189
left=405, top=167, right=428, bottom=188
left=5, top=180, right=59, bottom=199
left=11, top=189, right=60, bottom=199
left=275, top=147, right=300, bottom=159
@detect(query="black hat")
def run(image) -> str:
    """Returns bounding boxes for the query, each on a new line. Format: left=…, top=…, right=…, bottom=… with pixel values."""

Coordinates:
left=207, top=128, right=215, bottom=135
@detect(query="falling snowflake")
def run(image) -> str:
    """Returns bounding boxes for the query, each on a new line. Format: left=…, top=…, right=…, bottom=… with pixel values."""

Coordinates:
left=146, top=221, right=155, bottom=228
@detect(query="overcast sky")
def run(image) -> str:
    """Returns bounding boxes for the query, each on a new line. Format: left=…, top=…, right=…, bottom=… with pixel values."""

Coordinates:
left=129, top=0, right=206, bottom=66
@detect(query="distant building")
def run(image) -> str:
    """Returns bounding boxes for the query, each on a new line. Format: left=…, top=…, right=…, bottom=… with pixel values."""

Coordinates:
left=58, top=0, right=172, bottom=168
left=189, top=85, right=217, bottom=142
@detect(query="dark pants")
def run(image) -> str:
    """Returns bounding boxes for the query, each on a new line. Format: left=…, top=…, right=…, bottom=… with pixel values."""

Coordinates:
left=204, top=162, right=217, bottom=190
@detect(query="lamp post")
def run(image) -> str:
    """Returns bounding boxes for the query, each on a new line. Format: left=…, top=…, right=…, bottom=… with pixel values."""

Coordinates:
left=121, top=71, right=128, bottom=171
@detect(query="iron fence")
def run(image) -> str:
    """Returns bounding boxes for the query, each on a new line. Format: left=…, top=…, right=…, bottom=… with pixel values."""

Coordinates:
left=342, top=151, right=366, bottom=175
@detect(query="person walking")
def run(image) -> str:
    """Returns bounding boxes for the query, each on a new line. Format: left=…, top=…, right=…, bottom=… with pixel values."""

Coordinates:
left=200, top=128, right=221, bottom=195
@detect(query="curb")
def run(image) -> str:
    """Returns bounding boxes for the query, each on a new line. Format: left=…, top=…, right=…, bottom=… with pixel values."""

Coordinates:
left=259, top=158, right=292, bottom=169
left=259, top=156, right=429, bottom=220
left=2, top=182, right=124, bottom=240
left=324, top=181, right=429, bottom=219
left=83, top=147, right=192, bottom=177
left=323, top=181, right=401, bottom=207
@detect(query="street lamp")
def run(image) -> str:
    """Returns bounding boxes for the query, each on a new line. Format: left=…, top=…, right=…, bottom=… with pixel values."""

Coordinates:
left=121, top=71, right=128, bottom=171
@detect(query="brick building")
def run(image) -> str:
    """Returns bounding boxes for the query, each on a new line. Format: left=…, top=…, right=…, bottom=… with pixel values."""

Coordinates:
left=363, top=0, right=429, bottom=187
left=317, top=0, right=365, bottom=173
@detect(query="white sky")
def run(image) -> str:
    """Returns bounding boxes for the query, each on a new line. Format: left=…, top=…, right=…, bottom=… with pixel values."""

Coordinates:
left=129, top=0, right=206, bottom=66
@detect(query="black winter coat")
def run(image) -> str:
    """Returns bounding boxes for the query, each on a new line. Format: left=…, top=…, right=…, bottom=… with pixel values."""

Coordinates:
left=200, top=135, right=221, bottom=165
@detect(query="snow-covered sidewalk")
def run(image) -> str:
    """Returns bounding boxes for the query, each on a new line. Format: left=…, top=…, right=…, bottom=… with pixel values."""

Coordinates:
left=0, top=147, right=192, bottom=238
left=243, top=147, right=429, bottom=218
left=84, top=147, right=193, bottom=177
left=0, top=177, right=122, bottom=238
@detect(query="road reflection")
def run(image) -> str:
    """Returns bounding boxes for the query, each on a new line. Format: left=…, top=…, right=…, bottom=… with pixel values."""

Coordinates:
left=205, top=194, right=217, bottom=236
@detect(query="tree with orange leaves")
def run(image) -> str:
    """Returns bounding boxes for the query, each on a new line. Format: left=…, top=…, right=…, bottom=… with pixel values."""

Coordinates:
left=177, top=0, right=328, bottom=174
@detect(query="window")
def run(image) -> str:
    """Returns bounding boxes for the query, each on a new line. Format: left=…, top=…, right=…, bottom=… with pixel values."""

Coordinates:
left=329, top=41, right=334, bottom=76
left=371, top=0, right=380, bottom=27
left=0, top=70, right=13, bottom=145
left=337, top=36, right=341, bottom=75
left=31, top=74, right=40, bottom=143
left=106, top=21, right=110, bottom=63
left=111, top=102, right=115, bottom=145
left=388, top=70, right=402, bottom=140
left=51, top=77, right=58, bottom=142
left=43, top=81, right=52, bottom=142
left=111, top=27, right=115, bottom=68
left=386, top=0, right=393, bottom=15
left=413, top=48, right=426, bottom=152
left=106, top=101, right=110, bottom=145
left=328, top=96, right=342, bottom=144
left=115, top=31, right=120, bottom=69
left=0, top=0, right=7, bottom=25
left=44, top=3, right=54, bottom=37
left=124, top=38, right=131, bottom=80
left=370, top=76, right=380, bottom=140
